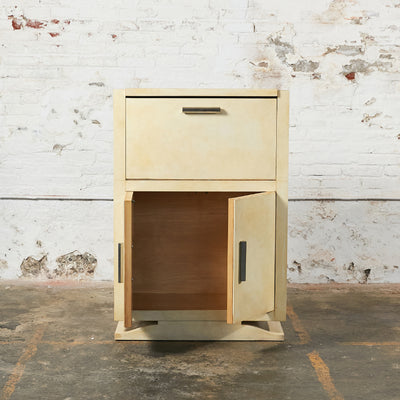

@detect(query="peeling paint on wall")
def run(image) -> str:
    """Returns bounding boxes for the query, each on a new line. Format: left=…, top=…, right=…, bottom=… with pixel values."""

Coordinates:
left=0, top=200, right=112, bottom=280
left=361, top=113, right=381, bottom=124
left=8, top=14, right=71, bottom=35
left=9, top=15, right=46, bottom=30
left=0, top=259, right=8, bottom=271
left=288, top=201, right=400, bottom=283
left=52, top=144, right=68, bottom=155
left=25, top=19, right=45, bottom=29
left=19, top=251, right=97, bottom=279
left=364, top=97, right=376, bottom=106
left=324, top=45, right=364, bottom=57
left=54, top=251, right=97, bottom=278
left=20, top=255, right=49, bottom=278
left=11, top=18, right=22, bottom=30
left=342, top=59, right=392, bottom=77
left=291, top=60, right=319, bottom=73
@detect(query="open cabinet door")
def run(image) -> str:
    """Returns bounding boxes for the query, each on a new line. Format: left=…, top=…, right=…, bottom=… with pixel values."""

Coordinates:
left=124, top=192, right=134, bottom=328
left=227, top=192, right=276, bottom=324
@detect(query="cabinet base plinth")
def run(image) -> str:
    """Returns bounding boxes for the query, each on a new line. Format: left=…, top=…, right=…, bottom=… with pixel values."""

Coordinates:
left=114, top=320, right=284, bottom=341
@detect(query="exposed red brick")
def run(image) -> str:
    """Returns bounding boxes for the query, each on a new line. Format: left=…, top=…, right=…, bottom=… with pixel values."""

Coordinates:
left=345, top=72, right=356, bottom=80
left=111, top=34, right=117, bottom=39
left=26, top=19, right=44, bottom=29
left=64, top=20, right=71, bottom=24
left=11, top=18, right=22, bottom=30
left=49, top=32, right=60, bottom=37
left=51, top=19, right=60, bottom=24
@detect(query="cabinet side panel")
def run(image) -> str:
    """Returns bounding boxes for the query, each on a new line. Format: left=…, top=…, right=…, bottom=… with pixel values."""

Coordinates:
left=274, top=90, right=289, bottom=321
left=114, top=89, right=126, bottom=321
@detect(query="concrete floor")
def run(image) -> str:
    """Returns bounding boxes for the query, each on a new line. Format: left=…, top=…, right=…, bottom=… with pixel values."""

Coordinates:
left=0, top=282, right=399, bottom=400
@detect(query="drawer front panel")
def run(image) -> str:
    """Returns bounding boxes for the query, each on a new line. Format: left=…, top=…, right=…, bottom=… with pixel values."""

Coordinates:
left=125, top=97, right=276, bottom=180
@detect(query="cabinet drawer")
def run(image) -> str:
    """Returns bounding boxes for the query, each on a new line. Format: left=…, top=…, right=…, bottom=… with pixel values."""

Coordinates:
left=125, top=97, right=277, bottom=180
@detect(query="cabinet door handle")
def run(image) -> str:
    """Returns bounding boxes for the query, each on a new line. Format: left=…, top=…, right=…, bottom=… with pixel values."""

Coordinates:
left=118, top=243, right=122, bottom=283
left=182, top=107, right=221, bottom=114
left=239, top=241, right=247, bottom=283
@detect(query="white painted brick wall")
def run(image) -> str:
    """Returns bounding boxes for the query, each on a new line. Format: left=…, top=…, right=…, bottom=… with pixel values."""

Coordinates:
left=288, top=200, right=400, bottom=283
left=0, top=200, right=113, bottom=280
left=0, top=0, right=399, bottom=281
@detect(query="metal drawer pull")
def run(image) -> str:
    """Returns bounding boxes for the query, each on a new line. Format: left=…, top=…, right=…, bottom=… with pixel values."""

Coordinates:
left=182, top=107, right=221, bottom=114
left=239, top=241, right=247, bottom=283
left=118, top=243, right=122, bottom=283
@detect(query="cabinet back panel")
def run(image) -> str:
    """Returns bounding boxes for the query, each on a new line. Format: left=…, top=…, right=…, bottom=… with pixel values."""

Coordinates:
left=131, top=192, right=251, bottom=310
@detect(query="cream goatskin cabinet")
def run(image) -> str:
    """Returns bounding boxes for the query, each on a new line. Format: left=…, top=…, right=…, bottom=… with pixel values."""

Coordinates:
left=113, top=89, right=289, bottom=341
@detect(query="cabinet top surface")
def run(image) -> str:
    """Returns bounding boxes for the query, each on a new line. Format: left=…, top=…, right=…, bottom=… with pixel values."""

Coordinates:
left=120, top=88, right=281, bottom=97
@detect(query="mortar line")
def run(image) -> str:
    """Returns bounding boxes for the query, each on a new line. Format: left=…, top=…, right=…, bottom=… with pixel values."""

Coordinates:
left=307, top=350, right=344, bottom=400
left=0, top=324, right=46, bottom=400
left=286, top=304, right=311, bottom=345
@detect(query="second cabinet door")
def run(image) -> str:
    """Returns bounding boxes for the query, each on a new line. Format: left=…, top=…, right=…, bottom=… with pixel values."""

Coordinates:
left=227, top=191, right=276, bottom=323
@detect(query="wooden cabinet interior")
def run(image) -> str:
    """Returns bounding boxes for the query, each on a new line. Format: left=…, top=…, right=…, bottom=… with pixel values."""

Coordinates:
left=129, top=192, right=252, bottom=311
